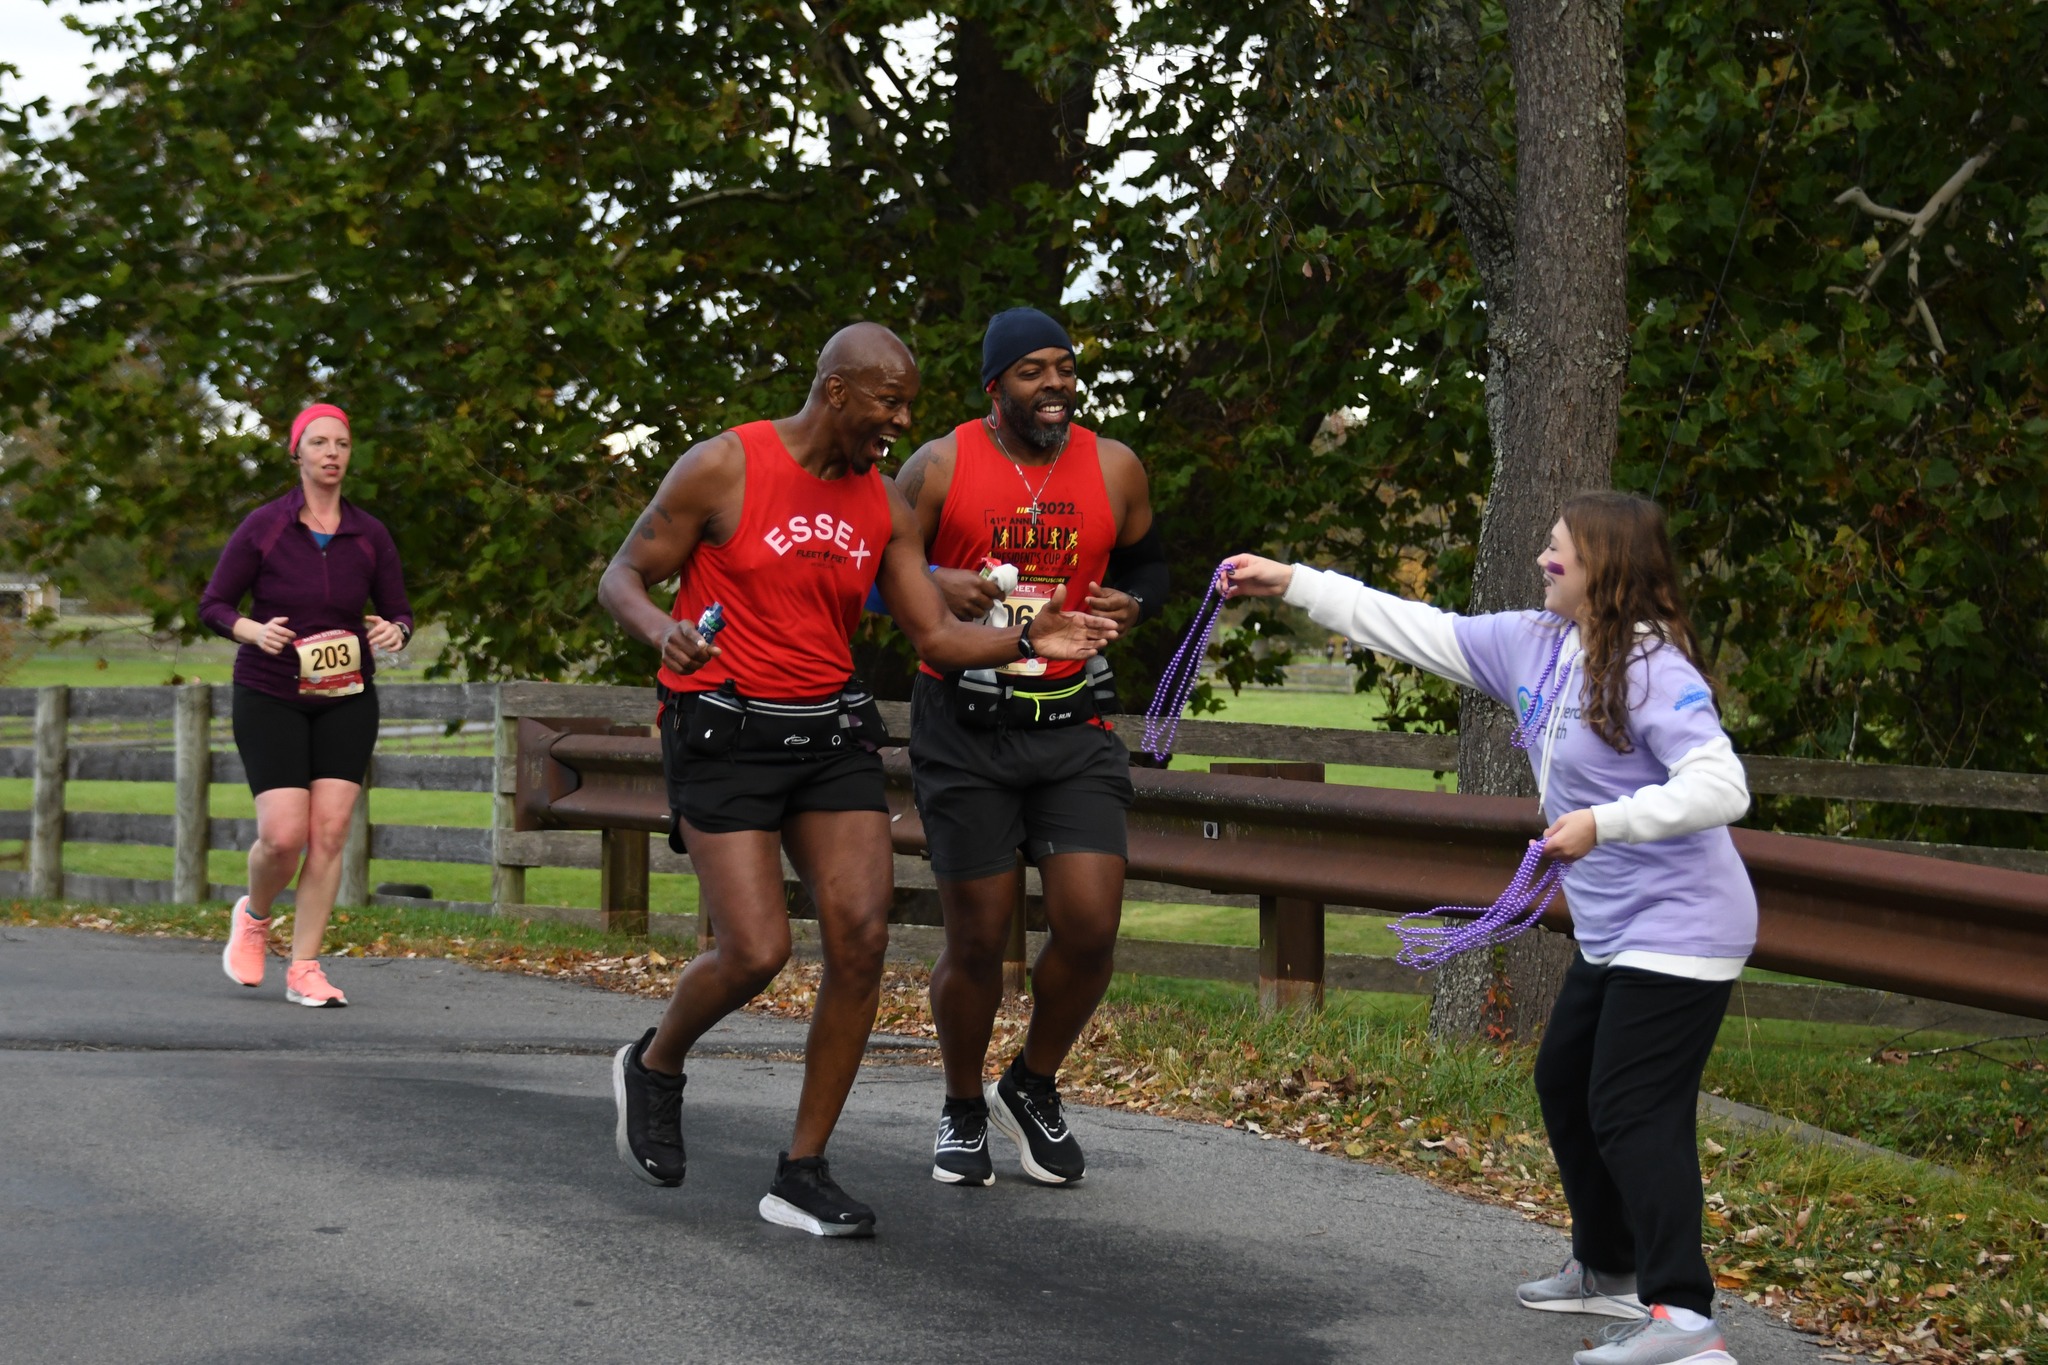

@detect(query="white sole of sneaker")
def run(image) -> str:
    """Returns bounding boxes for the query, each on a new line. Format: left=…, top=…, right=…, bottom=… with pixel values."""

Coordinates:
left=758, top=1193, right=873, bottom=1238
left=930, top=1163, right=995, bottom=1187
left=611, top=1042, right=681, bottom=1188
left=1518, top=1293, right=1646, bottom=1319
left=284, top=987, right=346, bottom=1007
left=983, top=1079, right=1074, bottom=1186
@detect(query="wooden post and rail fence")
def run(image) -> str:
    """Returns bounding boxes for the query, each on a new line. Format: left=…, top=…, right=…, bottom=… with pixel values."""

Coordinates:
left=4, top=681, right=2047, bottom=1034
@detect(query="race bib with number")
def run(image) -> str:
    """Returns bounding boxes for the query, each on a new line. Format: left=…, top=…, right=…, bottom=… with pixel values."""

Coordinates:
left=293, top=629, right=365, bottom=698
left=986, top=581, right=1058, bottom=676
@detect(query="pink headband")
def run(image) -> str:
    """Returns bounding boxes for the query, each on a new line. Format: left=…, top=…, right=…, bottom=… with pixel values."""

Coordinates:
left=289, top=403, right=350, bottom=454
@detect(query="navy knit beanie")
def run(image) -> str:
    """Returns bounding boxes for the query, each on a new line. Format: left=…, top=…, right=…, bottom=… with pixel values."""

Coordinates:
left=980, top=308, right=1074, bottom=388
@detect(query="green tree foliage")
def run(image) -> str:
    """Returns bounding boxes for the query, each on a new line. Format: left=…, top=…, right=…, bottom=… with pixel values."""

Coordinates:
left=1621, top=2, right=2048, bottom=845
left=2, top=0, right=2044, bottom=844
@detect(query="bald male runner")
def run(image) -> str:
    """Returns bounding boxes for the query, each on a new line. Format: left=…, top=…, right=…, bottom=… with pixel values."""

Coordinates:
left=597, top=323, right=1118, bottom=1238
left=892, top=308, right=1166, bottom=1187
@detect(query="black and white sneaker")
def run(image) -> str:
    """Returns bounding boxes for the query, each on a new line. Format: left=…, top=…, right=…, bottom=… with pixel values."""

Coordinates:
left=611, top=1027, right=686, bottom=1187
left=932, top=1098, right=995, bottom=1186
left=986, top=1058, right=1085, bottom=1185
left=758, top=1152, right=876, bottom=1238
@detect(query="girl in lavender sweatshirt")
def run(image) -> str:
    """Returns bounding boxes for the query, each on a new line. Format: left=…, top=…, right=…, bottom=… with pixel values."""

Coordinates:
left=1223, top=492, right=1752, bottom=1365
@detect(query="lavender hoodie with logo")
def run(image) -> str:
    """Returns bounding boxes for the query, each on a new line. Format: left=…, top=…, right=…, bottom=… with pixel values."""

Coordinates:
left=1284, top=566, right=1757, bottom=961
left=199, top=487, right=413, bottom=703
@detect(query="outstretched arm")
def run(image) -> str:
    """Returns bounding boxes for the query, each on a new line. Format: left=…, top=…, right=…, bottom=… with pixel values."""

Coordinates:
left=597, top=433, right=742, bottom=677
left=876, top=481, right=1117, bottom=668
left=1217, top=554, right=1478, bottom=689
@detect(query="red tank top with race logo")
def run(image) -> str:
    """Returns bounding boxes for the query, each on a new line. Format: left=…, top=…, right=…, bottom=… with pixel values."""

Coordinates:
left=658, top=420, right=892, bottom=699
left=920, top=419, right=1114, bottom=683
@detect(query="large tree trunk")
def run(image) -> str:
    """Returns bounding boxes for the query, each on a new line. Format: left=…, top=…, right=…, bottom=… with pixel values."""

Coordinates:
left=1418, top=0, right=1630, bottom=1041
left=946, top=17, right=1094, bottom=300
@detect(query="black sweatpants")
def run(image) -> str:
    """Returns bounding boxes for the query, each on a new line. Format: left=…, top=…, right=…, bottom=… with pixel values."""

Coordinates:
left=1533, top=952, right=1733, bottom=1316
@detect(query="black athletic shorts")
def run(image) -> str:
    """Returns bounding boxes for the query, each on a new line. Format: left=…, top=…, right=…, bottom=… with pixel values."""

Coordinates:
left=659, top=687, right=887, bottom=843
left=908, top=671, right=1134, bottom=882
left=231, top=683, right=380, bottom=795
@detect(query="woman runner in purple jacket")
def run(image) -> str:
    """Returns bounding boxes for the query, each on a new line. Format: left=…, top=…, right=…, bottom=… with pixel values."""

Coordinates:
left=1222, top=492, right=1752, bottom=1365
left=199, top=403, right=413, bottom=1007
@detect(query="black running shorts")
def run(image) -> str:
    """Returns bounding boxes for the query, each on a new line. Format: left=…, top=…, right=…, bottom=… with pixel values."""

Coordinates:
left=908, top=671, right=1134, bottom=882
left=659, top=688, right=887, bottom=842
left=231, top=683, right=380, bottom=795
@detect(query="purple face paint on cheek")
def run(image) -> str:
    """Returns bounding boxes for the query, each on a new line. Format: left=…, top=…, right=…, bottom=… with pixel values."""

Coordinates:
left=1542, top=561, right=1566, bottom=578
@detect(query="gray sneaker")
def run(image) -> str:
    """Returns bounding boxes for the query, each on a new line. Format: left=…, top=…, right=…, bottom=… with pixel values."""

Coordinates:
left=1517, top=1257, right=1646, bottom=1319
left=1573, top=1308, right=1735, bottom=1365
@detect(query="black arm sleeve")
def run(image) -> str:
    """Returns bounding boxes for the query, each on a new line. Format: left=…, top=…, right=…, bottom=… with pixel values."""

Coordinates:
left=1105, top=522, right=1169, bottom=623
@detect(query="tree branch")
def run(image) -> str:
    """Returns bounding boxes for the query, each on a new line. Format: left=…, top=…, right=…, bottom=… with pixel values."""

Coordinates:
left=1831, top=123, right=2020, bottom=303
left=170, top=270, right=315, bottom=296
left=673, top=186, right=810, bottom=213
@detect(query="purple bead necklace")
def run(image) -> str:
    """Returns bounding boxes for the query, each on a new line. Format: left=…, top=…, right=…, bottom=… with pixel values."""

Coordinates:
left=1386, top=616, right=1578, bottom=968
left=1140, top=560, right=1236, bottom=762
left=1508, top=616, right=1573, bottom=751
left=1386, top=840, right=1567, bottom=970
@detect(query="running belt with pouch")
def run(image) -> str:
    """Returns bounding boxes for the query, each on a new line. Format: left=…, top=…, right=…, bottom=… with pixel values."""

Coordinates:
left=673, top=678, right=889, bottom=758
left=952, top=655, right=1120, bottom=731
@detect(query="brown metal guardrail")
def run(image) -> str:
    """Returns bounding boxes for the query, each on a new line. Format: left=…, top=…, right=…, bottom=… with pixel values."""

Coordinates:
left=7, top=680, right=2042, bottom=1026
left=513, top=714, right=2048, bottom=1023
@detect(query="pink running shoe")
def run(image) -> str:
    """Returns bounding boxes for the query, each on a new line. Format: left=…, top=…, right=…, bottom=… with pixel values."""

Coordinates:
left=221, top=896, right=270, bottom=988
left=285, top=960, right=348, bottom=1008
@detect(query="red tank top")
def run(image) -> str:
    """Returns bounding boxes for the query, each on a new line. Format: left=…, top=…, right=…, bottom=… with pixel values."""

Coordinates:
left=921, top=419, right=1114, bottom=682
left=659, top=420, right=892, bottom=699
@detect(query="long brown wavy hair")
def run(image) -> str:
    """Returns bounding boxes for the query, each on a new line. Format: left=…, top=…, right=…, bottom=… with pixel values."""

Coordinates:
left=1559, top=491, right=1705, bottom=753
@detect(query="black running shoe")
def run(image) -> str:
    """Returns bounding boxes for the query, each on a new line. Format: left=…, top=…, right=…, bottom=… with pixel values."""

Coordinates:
left=611, top=1027, right=686, bottom=1187
left=931, top=1097, right=995, bottom=1186
left=986, top=1058, right=1085, bottom=1185
left=758, top=1152, right=876, bottom=1238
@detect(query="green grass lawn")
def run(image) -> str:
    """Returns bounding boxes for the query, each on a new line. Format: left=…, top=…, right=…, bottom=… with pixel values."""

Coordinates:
left=6, top=656, right=236, bottom=686
left=1, top=620, right=455, bottom=689
left=1174, top=685, right=1457, bottom=790
left=1121, top=900, right=1401, bottom=955
left=1200, top=686, right=1386, bottom=729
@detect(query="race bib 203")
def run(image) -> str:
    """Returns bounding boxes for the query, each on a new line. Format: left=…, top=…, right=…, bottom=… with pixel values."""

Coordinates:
left=293, top=629, right=365, bottom=698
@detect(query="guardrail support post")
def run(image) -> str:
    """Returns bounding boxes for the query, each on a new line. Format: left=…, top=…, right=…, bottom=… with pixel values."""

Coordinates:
left=491, top=687, right=526, bottom=914
left=173, top=681, right=212, bottom=903
left=1003, top=855, right=1029, bottom=998
left=29, top=685, right=68, bottom=900
left=1213, top=761, right=1327, bottom=1014
left=338, top=759, right=371, bottom=908
left=601, top=827, right=650, bottom=938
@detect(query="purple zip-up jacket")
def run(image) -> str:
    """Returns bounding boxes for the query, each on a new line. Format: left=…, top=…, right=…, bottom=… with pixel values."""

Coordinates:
left=199, top=487, right=413, bottom=703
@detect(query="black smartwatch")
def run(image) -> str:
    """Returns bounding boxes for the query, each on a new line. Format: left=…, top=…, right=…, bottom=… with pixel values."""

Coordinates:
left=1016, top=616, right=1038, bottom=660
left=396, top=621, right=414, bottom=648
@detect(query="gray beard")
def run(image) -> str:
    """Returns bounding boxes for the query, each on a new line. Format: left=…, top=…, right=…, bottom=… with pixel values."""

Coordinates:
left=996, top=390, right=1071, bottom=453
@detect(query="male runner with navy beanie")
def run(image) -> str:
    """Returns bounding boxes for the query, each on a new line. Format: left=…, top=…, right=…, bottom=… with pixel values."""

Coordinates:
left=892, top=307, right=1167, bottom=1187
left=597, top=323, right=1118, bottom=1238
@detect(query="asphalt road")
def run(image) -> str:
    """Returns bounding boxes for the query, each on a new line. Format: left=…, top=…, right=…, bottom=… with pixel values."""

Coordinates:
left=0, top=927, right=1828, bottom=1364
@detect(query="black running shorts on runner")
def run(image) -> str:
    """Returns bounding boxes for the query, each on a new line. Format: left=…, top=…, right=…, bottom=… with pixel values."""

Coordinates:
left=908, top=671, right=1134, bottom=882
left=659, top=689, right=887, bottom=841
left=231, top=683, right=380, bottom=795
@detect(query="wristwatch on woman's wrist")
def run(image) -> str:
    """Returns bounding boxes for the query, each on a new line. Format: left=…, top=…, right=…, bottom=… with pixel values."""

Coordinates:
left=1016, top=616, right=1039, bottom=660
left=396, top=620, right=413, bottom=648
